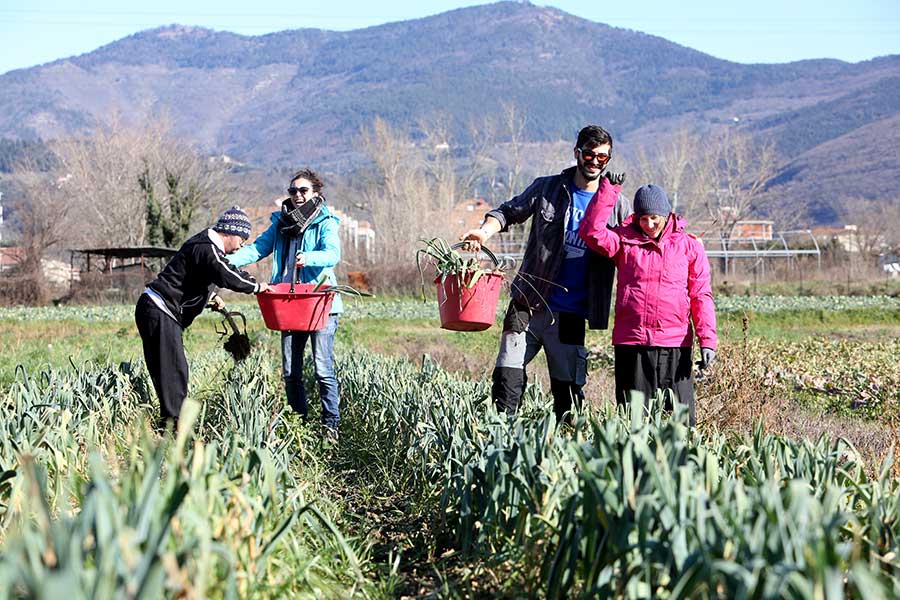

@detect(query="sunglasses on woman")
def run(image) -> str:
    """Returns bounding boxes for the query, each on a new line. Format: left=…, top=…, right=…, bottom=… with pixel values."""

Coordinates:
left=287, top=186, right=311, bottom=196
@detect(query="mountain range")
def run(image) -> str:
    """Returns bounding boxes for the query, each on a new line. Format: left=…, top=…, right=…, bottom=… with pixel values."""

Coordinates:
left=1, top=1, right=897, bottom=223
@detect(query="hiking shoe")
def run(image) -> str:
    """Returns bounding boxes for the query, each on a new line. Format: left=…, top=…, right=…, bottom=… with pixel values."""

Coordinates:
left=323, top=427, right=339, bottom=446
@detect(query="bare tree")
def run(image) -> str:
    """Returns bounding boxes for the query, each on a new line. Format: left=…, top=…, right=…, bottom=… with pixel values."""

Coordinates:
left=839, top=196, right=900, bottom=258
left=633, top=127, right=698, bottom=215
left=459, top=116, right=499, bottom=198
left=50, top=119, right=235, bottom=248
left=500, top=102, right=527, bottom=199
left=418, top=113, right=461, bottom=217
left=359, top=118, right=456, bottom=270
left=696, top=130, right=780, bottom=238
left=479, top=102, right=530, bottom=205
left=2, top=167, right=72, bottom=303
left=50, top=120, right=165, bottom=247
left=354, top=106, right=562, bottom=285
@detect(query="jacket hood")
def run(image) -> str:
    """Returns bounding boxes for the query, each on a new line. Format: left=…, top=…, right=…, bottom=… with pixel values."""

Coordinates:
left=181, top=230, right=217, bottom=250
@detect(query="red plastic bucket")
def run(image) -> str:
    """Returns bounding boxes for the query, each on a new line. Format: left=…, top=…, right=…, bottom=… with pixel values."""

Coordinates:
left=256, top=283, right=335, bottom=331
left=435, top=271, right=503, bottom=331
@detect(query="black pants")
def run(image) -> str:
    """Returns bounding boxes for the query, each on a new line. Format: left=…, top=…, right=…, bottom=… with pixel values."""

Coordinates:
left=135, top=294, right=189, bottom=420
left=614, top=345, right=695, bottom=425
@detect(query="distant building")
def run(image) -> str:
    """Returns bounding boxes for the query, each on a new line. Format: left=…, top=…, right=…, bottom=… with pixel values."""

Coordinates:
left=811, top=225, right=863, bottom=253
left=0, top=247, right=24, bottom=273
left=730, top=220, right=774, bottom=240
left=43, top=258, right=77, bottom=284
left=451, top=198, right=492, bottom=232
left=331, top=207, right=375, bottom=262
left=449, top=198, right=529, bottom=257
left=0, top=246, right=79, bottom=282
left=691, top=220, right=775, bottom=241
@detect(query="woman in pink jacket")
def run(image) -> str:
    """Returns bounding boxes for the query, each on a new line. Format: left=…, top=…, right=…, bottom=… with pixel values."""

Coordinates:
left=578, top=178, right=717, bottom=424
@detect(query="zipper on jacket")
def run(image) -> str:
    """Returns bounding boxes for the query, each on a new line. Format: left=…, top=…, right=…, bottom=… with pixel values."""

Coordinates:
left=560, top=180, right=572, bottom=239
left=646, top=239, right=663, bottom=345
left=552, top=179, right=573, bottom=282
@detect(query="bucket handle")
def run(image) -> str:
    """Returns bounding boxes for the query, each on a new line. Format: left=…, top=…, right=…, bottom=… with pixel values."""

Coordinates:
left=291, top=264, right=331, bottom=294
left=450, top=242, right=500, bottom=268
left=290, top=264, right=299, bottom=294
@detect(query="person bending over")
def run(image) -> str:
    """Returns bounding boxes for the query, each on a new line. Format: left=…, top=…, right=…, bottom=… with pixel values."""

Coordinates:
left=135, top=206, right=268, bottom=427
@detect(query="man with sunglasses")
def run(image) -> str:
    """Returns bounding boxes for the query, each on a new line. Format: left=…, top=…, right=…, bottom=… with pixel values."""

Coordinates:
left=227, top=168, right=343, bottom=443
left=461, top=125, right=630, bottom=422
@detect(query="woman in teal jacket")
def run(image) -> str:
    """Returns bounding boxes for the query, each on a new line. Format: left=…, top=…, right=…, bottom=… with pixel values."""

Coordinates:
left=228, top=169, right=342, bottom=439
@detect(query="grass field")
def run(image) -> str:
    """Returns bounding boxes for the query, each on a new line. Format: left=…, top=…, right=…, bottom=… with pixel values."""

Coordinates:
left=1, top=294, right=898, bottom=597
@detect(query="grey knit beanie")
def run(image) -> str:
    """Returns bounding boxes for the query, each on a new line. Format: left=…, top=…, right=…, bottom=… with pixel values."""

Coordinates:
left=213, top=206, right=252, bottom=239
left=633, top=185, right=672, bottom=216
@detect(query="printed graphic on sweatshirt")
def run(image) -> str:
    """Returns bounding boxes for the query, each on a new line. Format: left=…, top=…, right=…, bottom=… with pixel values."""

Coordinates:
left=548, top=187, right=594, bottom=316
left=562, top=204, right=589, bottom=259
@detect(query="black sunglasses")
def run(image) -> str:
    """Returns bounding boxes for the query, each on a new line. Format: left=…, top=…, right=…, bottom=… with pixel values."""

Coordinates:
left=578, top=148, right=611, bottom=164
left=287, top=186, right=311, bottom=196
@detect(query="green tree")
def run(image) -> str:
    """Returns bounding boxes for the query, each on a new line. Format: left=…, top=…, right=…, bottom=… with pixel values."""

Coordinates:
left=141, top=164, right=206, bottom=248
left=139, top=164, right=164, bottom=246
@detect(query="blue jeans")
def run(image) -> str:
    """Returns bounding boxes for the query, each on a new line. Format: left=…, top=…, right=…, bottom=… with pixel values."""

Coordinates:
left=281, top=315, right=340, bottom=429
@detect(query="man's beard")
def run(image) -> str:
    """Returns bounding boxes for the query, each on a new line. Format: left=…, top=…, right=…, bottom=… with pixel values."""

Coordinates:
left=578, top=162, right=602, bottom=181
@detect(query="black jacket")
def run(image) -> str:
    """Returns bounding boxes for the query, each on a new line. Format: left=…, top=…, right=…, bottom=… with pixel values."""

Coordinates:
left=147, top=230, right=261, bottom=328
left=486, top=167, right=631, bottom=329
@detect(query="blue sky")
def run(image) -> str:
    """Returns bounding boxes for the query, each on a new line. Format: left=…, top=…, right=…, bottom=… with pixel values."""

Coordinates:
left=1, top=0, right=898, bottom=74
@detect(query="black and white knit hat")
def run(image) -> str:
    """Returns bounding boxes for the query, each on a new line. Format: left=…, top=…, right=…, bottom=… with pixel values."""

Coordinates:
left=213, top=206, right=252, bottom=239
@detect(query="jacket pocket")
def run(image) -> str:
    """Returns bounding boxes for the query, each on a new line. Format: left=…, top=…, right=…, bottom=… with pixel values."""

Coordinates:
left=662, top=251, right=690, bottom=285
left=661, top=291, right=690, bottom=331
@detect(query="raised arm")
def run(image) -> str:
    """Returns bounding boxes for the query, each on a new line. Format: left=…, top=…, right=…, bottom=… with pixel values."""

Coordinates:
left=578, top=176, right=624, bottom=258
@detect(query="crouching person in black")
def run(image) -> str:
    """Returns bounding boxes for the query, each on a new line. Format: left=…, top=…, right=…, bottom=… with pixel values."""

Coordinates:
left=135, top=206, right=269, bottom=427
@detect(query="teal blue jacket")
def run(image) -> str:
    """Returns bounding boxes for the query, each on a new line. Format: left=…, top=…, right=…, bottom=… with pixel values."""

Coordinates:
left=227, top=205, right=343, bottom=314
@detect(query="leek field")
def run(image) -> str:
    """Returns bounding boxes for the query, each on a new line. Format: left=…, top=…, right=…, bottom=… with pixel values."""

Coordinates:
left=0, top=295, right=898, bottom=598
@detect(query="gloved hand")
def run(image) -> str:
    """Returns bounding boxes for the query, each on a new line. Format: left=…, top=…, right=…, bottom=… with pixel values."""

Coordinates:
left=700, top=347, right=716, bottom=369
left=604, top=171, right=626, bottom=185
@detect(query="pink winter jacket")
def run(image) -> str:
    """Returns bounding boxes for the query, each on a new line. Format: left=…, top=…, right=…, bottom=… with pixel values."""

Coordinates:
left=578, top=180, right=718, bottom=349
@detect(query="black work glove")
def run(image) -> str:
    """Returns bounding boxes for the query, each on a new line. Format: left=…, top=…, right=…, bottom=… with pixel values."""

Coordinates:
left=700, top=347, right=716, bottom=369
left=604, top=171, right=626, bottom=185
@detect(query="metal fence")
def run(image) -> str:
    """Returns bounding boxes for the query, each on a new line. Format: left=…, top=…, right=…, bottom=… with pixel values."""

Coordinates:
left=485, top=228, right=823, bottom=276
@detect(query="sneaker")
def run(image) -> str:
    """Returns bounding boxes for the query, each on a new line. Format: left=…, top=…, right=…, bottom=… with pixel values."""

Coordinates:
left=323, top=426, right=339, bottom=445
left=154, top=416, right=178, bottom=435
